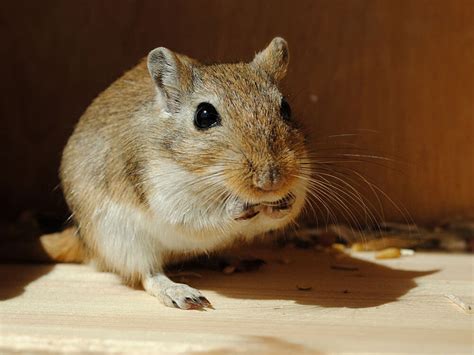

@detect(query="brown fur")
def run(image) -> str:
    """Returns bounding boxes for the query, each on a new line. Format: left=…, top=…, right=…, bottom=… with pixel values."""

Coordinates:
left=58, top=37, right=309, bottom=290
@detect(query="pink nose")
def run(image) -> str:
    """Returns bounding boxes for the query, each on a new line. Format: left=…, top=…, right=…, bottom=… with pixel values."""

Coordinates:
left=253, top=167, right=284, bottom=191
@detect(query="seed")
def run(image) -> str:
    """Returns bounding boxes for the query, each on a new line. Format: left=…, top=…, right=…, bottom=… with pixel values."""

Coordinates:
left=331, top=243, right=346, bottom=252
left=351, top=242, right=366, bottom=252
left=375, top=247, right=401, bottom=259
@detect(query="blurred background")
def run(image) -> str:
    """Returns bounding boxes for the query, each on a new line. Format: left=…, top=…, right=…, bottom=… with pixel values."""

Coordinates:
left=0, top=0, right=472, bottom=228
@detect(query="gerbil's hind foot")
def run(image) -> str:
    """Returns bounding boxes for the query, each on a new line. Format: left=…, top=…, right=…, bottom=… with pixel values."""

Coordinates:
left=143, top=273, right=211, bottom=310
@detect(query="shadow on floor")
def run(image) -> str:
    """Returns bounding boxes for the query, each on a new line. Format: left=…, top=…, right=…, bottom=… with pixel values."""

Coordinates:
left=170, top=246, right=438, bottom=309
left=0, top=245, right=438, bottom=308
left=0, top=263, right=54, bottom=301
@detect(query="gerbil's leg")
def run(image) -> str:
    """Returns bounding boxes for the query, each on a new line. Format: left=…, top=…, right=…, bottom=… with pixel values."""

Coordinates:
left=143, top=272, right=211, bottom=310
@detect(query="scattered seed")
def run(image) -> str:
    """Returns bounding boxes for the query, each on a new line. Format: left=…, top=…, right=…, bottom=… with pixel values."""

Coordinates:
left=331, top=243, right=346, bottom=252
left=351, top=242, right=366, bottom=252
left=375, top=247, right=401, bottom=259
left=445, top=294, right=473, bottom=314
left=331, top=264, right=359, bottom=271
left=296, top=284, right=312, bottom=291
left=400, top=248, right=415, bottom=256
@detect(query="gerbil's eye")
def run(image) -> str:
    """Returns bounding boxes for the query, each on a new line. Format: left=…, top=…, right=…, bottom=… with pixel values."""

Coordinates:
left=194, top=102, right=220, bottom=130
left=280, top=97, right=291, bottom=121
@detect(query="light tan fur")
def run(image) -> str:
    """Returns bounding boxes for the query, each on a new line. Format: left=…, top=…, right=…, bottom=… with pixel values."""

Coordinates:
left=58, top=37, right=311, bottom=309
left=39, top=227, right=86, bottom=263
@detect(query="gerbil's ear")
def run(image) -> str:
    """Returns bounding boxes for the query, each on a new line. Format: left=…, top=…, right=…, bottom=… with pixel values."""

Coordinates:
left=251, top=37, right=289, bottom=82
left=147, top=47, right=195, bottom=112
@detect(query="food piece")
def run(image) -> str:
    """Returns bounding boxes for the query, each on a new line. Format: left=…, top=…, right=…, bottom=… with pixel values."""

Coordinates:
left=351, top=237, right=418, bottom=251
left=400, top=248, right=415, bottom=256
left=351, top=242, right=365, bottom=251
left=296, top=284, right=312, bottom=291
left=331, top=243, right=346, bottom=252
left=375, top=247, right=401, bottom=259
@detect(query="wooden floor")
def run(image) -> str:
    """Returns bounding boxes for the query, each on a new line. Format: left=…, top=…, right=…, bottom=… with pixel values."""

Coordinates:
left=0, top=246, right=472, bottom=354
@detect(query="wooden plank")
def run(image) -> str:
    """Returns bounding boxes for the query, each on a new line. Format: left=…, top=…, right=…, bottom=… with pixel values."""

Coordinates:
left=1, top=248, right=472, bottom=353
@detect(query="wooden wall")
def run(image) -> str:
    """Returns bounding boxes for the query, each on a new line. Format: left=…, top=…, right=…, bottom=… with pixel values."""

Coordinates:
left=1, top=0, right=473, bottom=225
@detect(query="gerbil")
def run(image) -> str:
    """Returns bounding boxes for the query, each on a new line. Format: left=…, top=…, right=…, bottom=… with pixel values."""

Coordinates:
left=57, top=37, right=310, bottom=309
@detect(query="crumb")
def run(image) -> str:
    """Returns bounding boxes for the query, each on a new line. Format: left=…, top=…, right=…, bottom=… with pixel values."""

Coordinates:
left=351, top=238, right=418, bottom=252
left=375, top=247, right=401, bottom=259
left=400, top=248, right=415, bottom=256
left=331, top=243, right=346, bottom=252
left=351, top=242, right=365, bottom=252
left=296, top=284, right=312, bottom=291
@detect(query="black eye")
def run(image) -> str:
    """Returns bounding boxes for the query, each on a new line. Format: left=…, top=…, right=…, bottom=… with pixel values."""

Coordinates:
left=194, top=102, right=220, bottom=130
left=280, top=97, right=291, bottom=121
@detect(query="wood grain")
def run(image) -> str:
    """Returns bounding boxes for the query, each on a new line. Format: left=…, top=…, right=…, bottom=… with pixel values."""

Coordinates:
left=0, top=0, right=473, bottom=224
left=0, top=247, right=472, bottom=353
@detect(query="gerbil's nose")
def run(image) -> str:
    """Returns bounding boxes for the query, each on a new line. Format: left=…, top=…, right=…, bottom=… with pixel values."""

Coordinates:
left=253, top=166, right=284, bottom=192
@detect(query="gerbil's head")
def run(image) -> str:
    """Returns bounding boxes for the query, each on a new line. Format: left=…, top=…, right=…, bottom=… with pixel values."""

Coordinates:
left=145, top=38, right=309, bottom=233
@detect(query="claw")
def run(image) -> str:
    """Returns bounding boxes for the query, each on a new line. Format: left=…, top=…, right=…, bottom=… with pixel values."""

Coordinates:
left=184, top=297, right=202, bottom=308
left=199, top=296, right=213, bottom=308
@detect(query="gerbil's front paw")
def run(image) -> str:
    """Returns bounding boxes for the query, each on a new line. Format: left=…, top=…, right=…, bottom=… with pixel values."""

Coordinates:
left=143, top=273, right=212, bottom=310
left=161, top=283, right=212, bottom=310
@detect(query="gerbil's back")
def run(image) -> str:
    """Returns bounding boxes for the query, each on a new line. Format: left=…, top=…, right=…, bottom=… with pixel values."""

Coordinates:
left=60, top=59, right=154, bottom=218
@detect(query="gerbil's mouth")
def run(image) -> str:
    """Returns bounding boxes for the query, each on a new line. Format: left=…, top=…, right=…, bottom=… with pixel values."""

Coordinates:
left=234, top=192, right=296, bottom=221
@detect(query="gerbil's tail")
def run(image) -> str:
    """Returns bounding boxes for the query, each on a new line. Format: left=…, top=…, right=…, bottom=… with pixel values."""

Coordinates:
left=0, top=227, right=86, bottom=263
